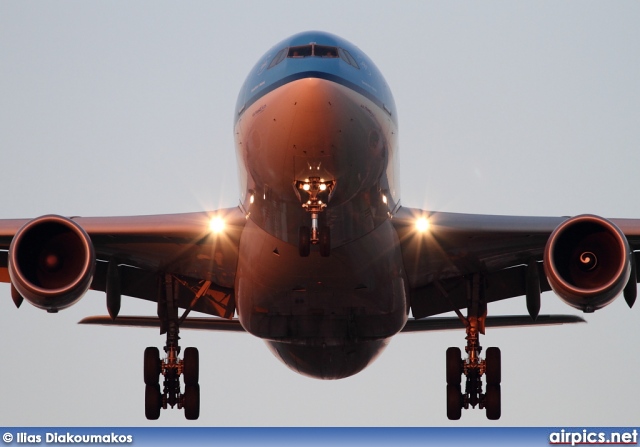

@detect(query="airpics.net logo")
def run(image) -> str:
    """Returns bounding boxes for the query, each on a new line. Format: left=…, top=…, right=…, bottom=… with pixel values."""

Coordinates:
left=549, top=429, right=638, bottom=446
left=3, top=432, right=133, bottom=444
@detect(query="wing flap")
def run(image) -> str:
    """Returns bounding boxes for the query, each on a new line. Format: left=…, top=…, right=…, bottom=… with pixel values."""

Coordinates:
left=79, top=315, right=246, bottom=332
left=401, top=314, right=585, bottom=332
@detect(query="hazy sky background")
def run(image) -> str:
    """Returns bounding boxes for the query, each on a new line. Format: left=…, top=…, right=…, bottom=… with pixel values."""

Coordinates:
left=1, top=1, right=639, bottom=426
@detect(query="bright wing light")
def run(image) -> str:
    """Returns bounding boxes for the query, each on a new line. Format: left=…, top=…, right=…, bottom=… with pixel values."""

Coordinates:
left=209, top=216, right=226, bottom=234
left=416, top=217, right=430, bottom=233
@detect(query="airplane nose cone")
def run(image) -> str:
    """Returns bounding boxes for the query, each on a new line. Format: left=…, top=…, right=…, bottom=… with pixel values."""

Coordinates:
left=294, top=77, right=338, bottom=108
left=302, top=77, right=321, bottom=88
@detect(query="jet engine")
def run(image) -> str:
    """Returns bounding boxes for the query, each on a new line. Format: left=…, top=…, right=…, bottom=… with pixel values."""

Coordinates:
left=9, top=215, right=95, bottom=312
left=543, top=214, right=631, bottom=312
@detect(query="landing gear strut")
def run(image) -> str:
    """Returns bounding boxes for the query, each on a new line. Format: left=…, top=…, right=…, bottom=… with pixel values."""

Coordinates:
left=445, top=274, right=502, bottom=420
left=143, top=274, right=202, bottom=420
left=298, top=224, right=331, bottom=257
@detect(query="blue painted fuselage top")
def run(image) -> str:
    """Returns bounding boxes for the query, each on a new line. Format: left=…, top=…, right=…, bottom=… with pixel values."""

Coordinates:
left=235, top=31, right=397, bottom=126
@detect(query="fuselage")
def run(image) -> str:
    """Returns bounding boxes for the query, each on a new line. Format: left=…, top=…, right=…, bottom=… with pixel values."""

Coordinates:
left=233, top=32, right=408, bottom=379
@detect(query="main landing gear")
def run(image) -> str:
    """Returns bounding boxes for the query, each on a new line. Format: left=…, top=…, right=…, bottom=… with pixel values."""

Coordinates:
left=296, top=176, right=334, bottom=257
left=143, top=274, right=204, bottom=420
left=445, top=274, right=502, bottom=420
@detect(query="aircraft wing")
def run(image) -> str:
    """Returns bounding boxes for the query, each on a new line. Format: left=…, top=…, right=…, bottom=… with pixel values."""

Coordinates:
left=391, top=207, right=640, bottom=318
left=0, top=207, right=246, bottom=318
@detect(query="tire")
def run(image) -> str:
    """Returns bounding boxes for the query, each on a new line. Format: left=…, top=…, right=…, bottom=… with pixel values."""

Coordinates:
left=485, top=384, right=501, bottom=420
left=446, top=347, right=462, bottom=385
left=319, top=226, right=331, bottom=257
left=446, top=384, right=462, bottom=420
left=183, top=347, right=199, bottom=386
left=184, top=384, right=200, bottom=420
left=145, top=384, right=162, bottom=420
left=485, top=347, right=501, bottom=385
left=299, top=226, right=310, bottom=257
left=144, top=347, right=161, bottom=386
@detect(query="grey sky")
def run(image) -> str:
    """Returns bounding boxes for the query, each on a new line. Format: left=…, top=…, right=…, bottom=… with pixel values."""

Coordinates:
left=1, top=1, right=639, bottom=426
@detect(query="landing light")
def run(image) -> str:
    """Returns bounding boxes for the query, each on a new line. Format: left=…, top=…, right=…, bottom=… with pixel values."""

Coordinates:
left=209, top=217, right=226, bottom=234
left=416, top=217, right=430, bottom=233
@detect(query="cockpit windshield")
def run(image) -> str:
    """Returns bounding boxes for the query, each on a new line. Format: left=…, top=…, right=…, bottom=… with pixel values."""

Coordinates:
left=268, top=44, right=359, bottom=69
left=288, top=45, right=338, bottom=58
left=288, top=45, right=312, bottom=58
left=314, top=45, right=338, bottom=58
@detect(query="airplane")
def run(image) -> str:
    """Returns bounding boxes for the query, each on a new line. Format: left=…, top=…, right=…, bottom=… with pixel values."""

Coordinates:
left=0, top=30, right=637, bottom=421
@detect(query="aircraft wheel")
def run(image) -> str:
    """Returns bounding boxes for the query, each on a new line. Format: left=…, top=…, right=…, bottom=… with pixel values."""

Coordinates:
left=144, top=347, right=161, bottom=385
left=145, top=384, right=162, bottom=420
left=485, top=347, right=501, bottom=385
left=298, top=226, right=310, bottom=257
left=184, top=384, right=200, bottom=420
left=183, top=347, right=199, bottom=386
left=446, top=384, right=463, bottom=420
left=446, top=347, right=462, bottom=385
left=319, top=226, right=331, bottom=257
left=485, top=384, right=501, bottom=420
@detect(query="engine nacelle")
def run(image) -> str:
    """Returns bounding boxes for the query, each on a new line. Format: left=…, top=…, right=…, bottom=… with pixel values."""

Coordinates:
left=9, top=215, right=95, bottom=312
left=543, top=214, right=631, bottom=312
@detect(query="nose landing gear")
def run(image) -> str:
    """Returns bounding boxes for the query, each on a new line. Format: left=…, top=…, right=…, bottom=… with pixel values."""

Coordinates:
left=296, top=176, right=334, bottom=257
